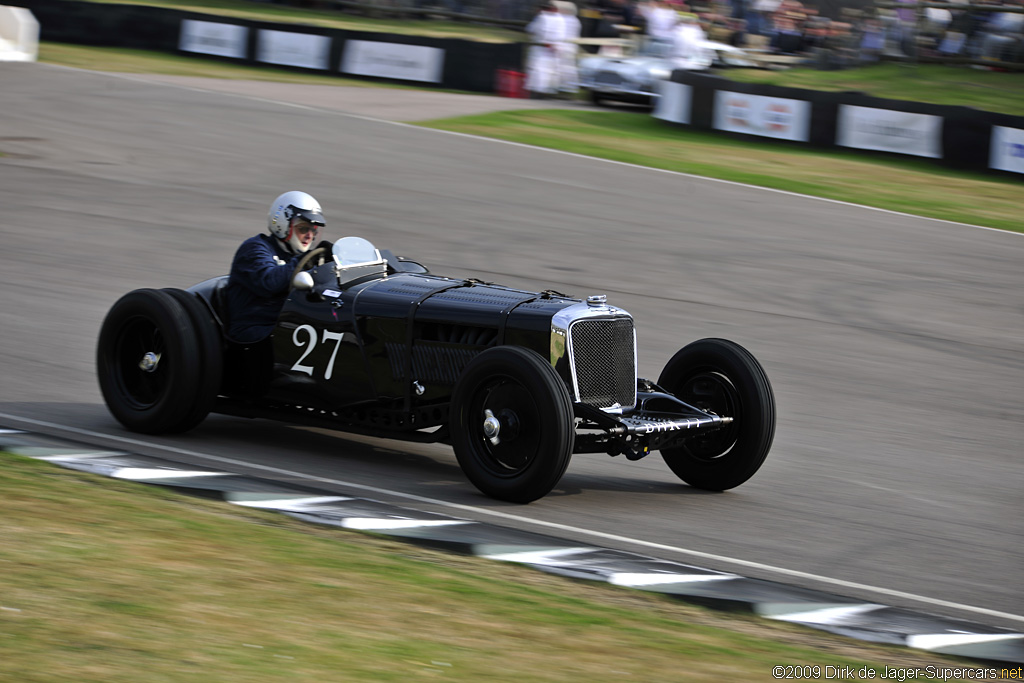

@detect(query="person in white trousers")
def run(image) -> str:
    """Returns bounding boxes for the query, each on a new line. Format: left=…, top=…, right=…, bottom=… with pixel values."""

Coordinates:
left=670, top=12, right=713, bottom=70
left=555, top=1, right=581, bottom=96
left=525, top=1, right=566, bottom=98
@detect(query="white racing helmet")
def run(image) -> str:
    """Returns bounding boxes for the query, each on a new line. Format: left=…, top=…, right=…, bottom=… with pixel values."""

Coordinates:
left=267, top=191, right=325, bottom=254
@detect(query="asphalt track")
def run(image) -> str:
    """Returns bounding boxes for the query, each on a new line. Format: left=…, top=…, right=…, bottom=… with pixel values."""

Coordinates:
left=1, top=62, right=1021, bottom=633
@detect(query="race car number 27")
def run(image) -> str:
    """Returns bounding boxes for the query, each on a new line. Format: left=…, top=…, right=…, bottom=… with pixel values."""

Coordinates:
left=290, top=324, right=351, bottom=380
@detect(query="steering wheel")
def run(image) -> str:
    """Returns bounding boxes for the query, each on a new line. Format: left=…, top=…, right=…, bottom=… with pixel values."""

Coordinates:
left=291, top=246, right=329, bottom=283
left=289, top=247, right=329, bottom=291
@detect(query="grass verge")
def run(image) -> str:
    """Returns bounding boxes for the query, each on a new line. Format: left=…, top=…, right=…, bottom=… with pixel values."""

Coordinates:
left=418, top=109, right=1024, bottom=233
left=71, top=0, right=523, bottom=42
left=723, top=62, right=1024, bottom=117
left=0, top=451, right=972, bottom=682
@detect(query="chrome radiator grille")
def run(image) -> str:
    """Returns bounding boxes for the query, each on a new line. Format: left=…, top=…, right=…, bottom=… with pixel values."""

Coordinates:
left=568, top=318, right=636, bottom=410
left=594, top=71, right=625, bottom=87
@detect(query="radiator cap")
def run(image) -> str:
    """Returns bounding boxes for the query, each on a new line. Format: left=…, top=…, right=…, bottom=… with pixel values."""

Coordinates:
left=586, top=294, right=608, bottom=307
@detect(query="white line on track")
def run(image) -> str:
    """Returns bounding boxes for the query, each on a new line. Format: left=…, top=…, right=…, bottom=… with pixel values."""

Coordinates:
left=39, top=63, right=1023, bottom=238
left=2, top=410, right=1022, bottom=627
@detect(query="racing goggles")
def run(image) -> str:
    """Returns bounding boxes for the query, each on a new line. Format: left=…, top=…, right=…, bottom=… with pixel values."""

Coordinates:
left=290, top=208, right=325, bottom=235
left=292, top=220, right=321, bottom=236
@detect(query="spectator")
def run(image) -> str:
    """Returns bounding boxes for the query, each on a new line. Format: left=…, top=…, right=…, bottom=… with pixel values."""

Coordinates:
left=642, top=0, right=679, bottom=41
left=918, top=6, right=952, bottom=56
left=749, top=0, right=781, bottom=36
left=888, top=0, right=917, bottom=55
left=555, top=1, right=582, bottom=96
left=938, top=8, right=974, bottom=56
left=859, top=16, right=885, bottom=61
left=596, top=0, right=640, bottom=29
left=525, top=1, right=566, bottom=97
left=770, top=12, right=804, bottom=53
left=669, top=11, right=712, bottom=68
left=725, top=17, right=748, bottom=46
left=731, top=0, right=750, bottom=21
left=978, top=3, right=1024, bottom=61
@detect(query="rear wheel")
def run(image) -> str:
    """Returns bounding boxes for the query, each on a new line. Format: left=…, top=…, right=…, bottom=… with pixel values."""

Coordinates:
left=162, top=288, right=223, bottom=433
left=451, top=347, right=574, bottom=503
left=96, top=288, right=204, bottom=434
left=657, top=338, right=775, bottom=491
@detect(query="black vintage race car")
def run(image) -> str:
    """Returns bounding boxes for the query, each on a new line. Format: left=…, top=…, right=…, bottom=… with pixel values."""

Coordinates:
left=97, top=237, right=775, bottom=503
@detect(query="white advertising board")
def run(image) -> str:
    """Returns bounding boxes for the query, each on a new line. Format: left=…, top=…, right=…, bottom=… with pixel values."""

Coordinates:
left=257, top=29, right=331, bottom=70
left=179, top=19, right=248, bottom=59
left=341, top=40, right=444, bottom=83
left=0, top=6, right=39, bottom=62
left=652, top=81, right=692, bottom=125
left=713, top=91, right=811, bottom=142
left=989, top=125, right=1024, bottom=175
left=837, top=105, right=942, bottom=158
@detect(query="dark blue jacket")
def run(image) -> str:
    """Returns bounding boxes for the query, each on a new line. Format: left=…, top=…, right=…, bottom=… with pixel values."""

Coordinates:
left=222, top=234, right=300, bottom=343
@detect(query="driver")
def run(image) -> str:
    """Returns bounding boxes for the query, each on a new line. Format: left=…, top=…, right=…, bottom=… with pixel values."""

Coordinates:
left=222, top=190, right=330, bottom=344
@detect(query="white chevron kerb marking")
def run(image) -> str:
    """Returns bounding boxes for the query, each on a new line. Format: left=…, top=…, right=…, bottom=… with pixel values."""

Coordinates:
left=112, top=468, right=232, bottom=481
left=771, top=604, right=887, bottom=625
left=907, top=633, right=1024, bottom=650
left=33, top=451, right=128, bottom=461
left=609, top=572, right=737, bottom=587
left=232, top=496, right=353, bottom=511
left=483, top=548, right=597, bottom=565
left=340, top=519, right=471, bottom=530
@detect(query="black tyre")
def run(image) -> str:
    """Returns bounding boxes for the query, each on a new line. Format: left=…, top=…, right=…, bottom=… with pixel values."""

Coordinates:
left=657, top=338, right=775, bottom=491
left=96, top=288, right=204, bottom=434
left=587, top=89, right=605, bottom=107
left=451, top=346, right=575, bottom=503
left=162, top=288, right=224, bottom=433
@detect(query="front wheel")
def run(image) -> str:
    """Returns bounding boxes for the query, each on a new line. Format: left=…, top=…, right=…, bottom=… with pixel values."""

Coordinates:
left=451, top=347, right=574, bottom=503
left=657, top=338, right=775, bottom=491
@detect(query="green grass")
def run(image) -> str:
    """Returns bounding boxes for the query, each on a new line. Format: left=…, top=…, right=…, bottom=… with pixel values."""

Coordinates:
left=0, top=451, right=970, bottom=682
left=75, top=0, right=524, bottom=42
left=418, top=109, right=1024, bottom=233
left=725, top=62, right=1024, bottom=117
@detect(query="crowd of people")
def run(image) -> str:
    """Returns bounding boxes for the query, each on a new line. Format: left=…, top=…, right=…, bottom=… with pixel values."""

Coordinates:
left=357, top=0, right=1024, bottom=69
left=916, top=0, right=1024, bottom=63
left=527, top=0, right=1024, bottom=72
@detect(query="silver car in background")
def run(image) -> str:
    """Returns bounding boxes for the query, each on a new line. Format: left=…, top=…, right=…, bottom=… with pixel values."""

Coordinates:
left=578, top=37, right=750, bottom=106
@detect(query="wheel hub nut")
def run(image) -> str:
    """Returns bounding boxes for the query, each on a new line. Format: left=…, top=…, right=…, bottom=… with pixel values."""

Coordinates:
left=483, top=409, right=501, bottom=445
left=138, top=352, right=161, bottom=373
